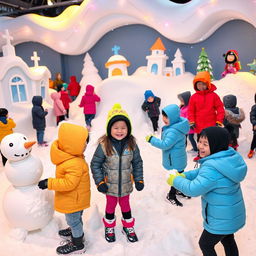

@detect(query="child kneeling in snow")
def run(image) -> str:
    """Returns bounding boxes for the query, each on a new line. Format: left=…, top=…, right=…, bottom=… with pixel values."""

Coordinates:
left=167, top=126, right=247, bottom=256
left=146, top=104, right=190, bottom=207
left=90, top=103, right=144, bottom=243
left=38, top=123, right=91, bottom=254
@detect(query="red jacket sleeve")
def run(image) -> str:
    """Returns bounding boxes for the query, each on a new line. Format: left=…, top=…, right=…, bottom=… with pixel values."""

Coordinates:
left=79, top=97, right=85, bottom=107
left=94, top=94, right=101, bottom=102
left=214, top=94, right=225, bottom=123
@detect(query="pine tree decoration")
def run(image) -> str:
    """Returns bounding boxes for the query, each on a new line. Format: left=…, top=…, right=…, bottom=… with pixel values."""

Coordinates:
left=80, top=53, right=102, bottom=88
left=196, top=48, right=214, bottom=80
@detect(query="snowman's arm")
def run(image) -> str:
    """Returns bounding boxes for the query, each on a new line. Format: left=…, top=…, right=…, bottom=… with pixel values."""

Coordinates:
left=48, top=166, right=82, bottom=191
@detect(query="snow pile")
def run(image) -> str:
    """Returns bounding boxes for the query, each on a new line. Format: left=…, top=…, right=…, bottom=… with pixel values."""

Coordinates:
left=0, top=71, right=256, bottom=255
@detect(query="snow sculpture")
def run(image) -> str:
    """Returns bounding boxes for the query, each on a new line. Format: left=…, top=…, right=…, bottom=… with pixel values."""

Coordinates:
left=0, top=133, right=54, bottom=241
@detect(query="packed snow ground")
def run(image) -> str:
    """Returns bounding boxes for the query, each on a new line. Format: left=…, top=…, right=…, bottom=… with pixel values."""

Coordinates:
left=0, top=72, right=256, bottom=256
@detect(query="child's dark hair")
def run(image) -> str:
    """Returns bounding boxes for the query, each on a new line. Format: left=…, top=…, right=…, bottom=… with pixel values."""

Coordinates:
left=98, top=135, right=136, bottom=156
left=0, top=108, right=8, bottom=117
left=162, top=110, right=167, bottom=117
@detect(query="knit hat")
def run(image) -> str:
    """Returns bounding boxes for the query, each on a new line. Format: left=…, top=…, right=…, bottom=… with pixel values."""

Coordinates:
left=106, top=103, right=131, bottom=136
left=199, top=126, right=229, bottom=155
left=0, top=108, right=8, bottom=117
left=144, top=90, right=155, bottom=101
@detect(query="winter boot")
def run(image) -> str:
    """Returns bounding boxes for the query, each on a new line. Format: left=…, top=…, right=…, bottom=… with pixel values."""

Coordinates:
left=121, top=218, right=138, bottom=243
left=103, top=217, right=116, bottom=243
left=248, top=150, right=254, bottom=159
left=56, top=234, right=85, bottom=255
left=176, top=190, right=191, bottom=199
left=58, top=227, right=72, bottom=239
left=166, top=193, right=183, bottom=207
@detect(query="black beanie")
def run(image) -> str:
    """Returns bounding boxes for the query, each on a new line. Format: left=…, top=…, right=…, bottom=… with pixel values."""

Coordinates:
left=199, top=126, right=229, bottom=155
left=107, top=115, right=131, bottom=138
left=0, top=108, right=8, bottom=117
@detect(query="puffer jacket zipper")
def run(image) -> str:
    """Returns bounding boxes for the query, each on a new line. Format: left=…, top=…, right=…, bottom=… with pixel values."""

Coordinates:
left=205, top=203, right=208, bottom=224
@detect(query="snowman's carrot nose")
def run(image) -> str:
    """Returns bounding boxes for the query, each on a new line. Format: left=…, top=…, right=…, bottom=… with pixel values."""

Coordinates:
left=24, top=141, right=36, bottom=149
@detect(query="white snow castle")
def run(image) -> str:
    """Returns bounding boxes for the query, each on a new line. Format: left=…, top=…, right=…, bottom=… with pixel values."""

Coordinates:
left=146, top=37, right=185, bottom=76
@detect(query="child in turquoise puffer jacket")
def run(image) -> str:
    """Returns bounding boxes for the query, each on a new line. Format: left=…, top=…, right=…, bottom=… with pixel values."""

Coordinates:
left=167, top=126, right=247, bottom=256
left=146, top=104, right=190, bottom=207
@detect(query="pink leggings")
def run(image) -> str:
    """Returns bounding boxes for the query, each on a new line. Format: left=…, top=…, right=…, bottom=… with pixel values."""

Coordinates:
left=105, top=195, right=131, bottom=214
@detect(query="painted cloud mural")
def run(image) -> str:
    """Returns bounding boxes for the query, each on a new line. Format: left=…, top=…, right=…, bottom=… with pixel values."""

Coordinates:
left=0, top=0, right=255, bottom=55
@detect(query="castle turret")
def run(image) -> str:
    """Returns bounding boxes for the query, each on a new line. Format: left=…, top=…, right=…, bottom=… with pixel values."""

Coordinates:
left=171, top=48, right=186, bottom=76
left=146, top=38, right=168, bottom=75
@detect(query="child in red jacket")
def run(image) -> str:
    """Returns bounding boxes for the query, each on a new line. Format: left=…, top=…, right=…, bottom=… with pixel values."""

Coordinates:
left=57, top=84, right=71, bottom=119
left=67, top=76, right=81, bottom=101
left=188, top=71, right=225, bottom=161
left=79, top=85, right=101, bottom=131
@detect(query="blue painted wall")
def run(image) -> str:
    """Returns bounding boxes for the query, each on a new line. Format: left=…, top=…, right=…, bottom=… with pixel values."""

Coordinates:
left=12, top=20, right=256, bottom=82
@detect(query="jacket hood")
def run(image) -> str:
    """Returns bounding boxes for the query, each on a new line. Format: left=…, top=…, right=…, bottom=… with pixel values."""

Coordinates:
left=163, top=104, right=189, bottom=135
left=193, top=71, right=213, bottom=91
left=178, top=91, right=191, bottom=106
left=144, top=90, right=155, bottom=100
left=51, top=92, right=61, bottom=100
left=70, top=76, right=77, bottom=82
left=85, top=85, right=94, bottom=95
left=32, top=96, right=43, bottom=106
left=50, top=123, right=88, bottom=165
left=199, top=148, right=247, bottom=183
left=223, top=95, right=237, bottom=108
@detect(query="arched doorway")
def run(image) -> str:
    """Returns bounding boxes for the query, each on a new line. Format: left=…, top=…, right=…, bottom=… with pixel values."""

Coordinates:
left=112, top=68, right=122, bottom=76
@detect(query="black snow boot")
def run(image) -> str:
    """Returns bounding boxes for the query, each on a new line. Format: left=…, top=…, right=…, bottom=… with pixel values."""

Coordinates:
left=105, top=227, right=116, bottom=243
left=122, top=227, right=138, bottom=243
left=56, top=234, right=85, bottom=255
left=58, top=227, right=72, bottom=239
left=166, top=193, right=183, bottom=207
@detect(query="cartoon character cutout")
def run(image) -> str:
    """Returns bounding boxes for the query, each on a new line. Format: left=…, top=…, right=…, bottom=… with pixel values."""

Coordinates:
left=221, top=50, right=241, bottom=77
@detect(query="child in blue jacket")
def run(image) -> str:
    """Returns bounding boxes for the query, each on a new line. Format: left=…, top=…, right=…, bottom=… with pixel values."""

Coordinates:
left=146, top=104, right=189, bottom=206
left=167, top=126, right=247, bottom=256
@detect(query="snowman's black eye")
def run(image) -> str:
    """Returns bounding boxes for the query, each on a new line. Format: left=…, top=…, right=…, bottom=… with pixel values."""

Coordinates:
left=9, top=143, right=13, bottom=147
left=23, top=137, right=27, bottom=140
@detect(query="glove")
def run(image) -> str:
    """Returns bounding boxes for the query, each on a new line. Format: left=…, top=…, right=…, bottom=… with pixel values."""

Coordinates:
left=38, top=179, right=48, bottom=190
left=167, top=173, right=185, bottom=186
left=97, top=182, right=108, bottom=193
left=216, top=121, right=224, bottom=128
left=145, top=135, right=153, bottom=142
left=189, top=122, right=196, bottom=130
left=135, top=181, right=144, bottom=191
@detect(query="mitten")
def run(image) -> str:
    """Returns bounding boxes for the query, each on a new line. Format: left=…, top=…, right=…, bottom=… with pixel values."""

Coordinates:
left=145, top=135, right=153, bottom=142
left=167, top=173, right=185, bottom=186
left=38, top=179, right=48, bottom=190
left=97, top=182, right=108, bottom=193
left=135, top=181, right=144, bottom=191
left=216, top=121, right=224, bottom=128
left=189, top=122, right=196, bottom=130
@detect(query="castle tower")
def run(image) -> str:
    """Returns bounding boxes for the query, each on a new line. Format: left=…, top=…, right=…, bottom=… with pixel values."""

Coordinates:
left=105, top=45, right=130, bottom=78
left=146, top=38, right=168, bottom=75
left=171, top=48, right=186, bottom=76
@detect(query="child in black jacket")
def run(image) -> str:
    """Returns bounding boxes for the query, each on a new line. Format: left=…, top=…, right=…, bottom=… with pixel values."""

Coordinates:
left=31, top=96, right=48, bottom=147
left=248, top=93, right=256, bottom=158
left=223, top=94, right=245, bottom=150
left=141, top=90, right=161, bottom=133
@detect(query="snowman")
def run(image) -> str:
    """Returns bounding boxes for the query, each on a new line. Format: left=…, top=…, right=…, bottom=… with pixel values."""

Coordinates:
left=0, top=133, right=55, bottom=241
